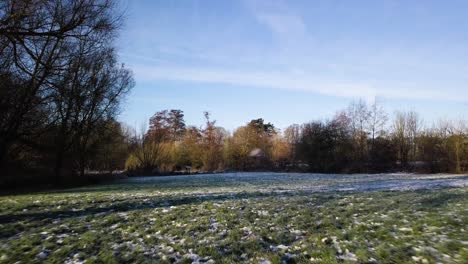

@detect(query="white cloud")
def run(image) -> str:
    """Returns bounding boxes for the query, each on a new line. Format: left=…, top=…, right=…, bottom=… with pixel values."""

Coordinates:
left=132, top=65, right=467, bottom=102
left=256, top=13, right=306, bottom=36
left=246, top=0, right=307, bottom=37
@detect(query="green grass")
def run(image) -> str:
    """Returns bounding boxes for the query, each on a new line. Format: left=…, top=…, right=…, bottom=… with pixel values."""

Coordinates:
left=0, top=175, right=467, bottom=263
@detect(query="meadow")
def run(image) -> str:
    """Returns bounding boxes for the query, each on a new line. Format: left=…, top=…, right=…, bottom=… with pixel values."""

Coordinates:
left=1, top=173, right=467, bottom=264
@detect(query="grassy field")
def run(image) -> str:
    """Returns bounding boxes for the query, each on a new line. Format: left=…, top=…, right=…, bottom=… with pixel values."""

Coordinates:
left=0, top=173, right=467, bottom=264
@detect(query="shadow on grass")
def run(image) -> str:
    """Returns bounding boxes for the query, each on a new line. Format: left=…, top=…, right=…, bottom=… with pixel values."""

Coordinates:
left=0, top=191, right=328, bottom=228
left=417, top=191, right=465, bottom=208
left=1, top=188, right=466, bottom=229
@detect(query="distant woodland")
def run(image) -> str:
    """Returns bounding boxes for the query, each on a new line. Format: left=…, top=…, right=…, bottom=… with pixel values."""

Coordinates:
left=1, top=1, right=467, bottom=188
left=124, top=104, right=468, bottom=177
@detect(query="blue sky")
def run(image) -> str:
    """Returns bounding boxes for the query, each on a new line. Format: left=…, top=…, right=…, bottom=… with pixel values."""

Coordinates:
left=117, top=0, right=468, bottom=131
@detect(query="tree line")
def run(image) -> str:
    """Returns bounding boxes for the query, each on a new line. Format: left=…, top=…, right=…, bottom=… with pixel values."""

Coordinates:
left=0, top=0, right=134, bottom=187
left=125, top=101, right=468, bottom=175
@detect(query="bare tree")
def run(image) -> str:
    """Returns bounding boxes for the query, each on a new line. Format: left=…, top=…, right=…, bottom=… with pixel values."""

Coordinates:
left=126, top=123, right=167, bottom=173
left=67, top=49, right=133, bottom=177
left=347, top=100, right=370, bottom=136
left=367, top=100, right=388, bottom=146
left=0, top=0, right=126, bottom=178
left=393, top=112, right=410, bottom=167
left=448, top=120, right=467, bottom=173
left=347, top=99, right=370, bottom=164
left=284, top=124, right=301, bottom=164
left=406, top=111, right=423, bottom=162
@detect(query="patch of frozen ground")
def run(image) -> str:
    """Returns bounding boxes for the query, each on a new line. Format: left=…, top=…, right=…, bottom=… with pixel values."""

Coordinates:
left=117, top=173, right=468, bottom=194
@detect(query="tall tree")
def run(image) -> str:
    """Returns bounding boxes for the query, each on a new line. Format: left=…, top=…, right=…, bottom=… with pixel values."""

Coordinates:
left=406, top=111, right=422, bottom=162
left=0, top=0, right=122, bottom=171
left=248, top=118, right=275, bottom=136
left=346, top=100, right=370, bottom=168
left=224, top=119, right=276, bottom=170
left=297, top=118, right=354, bottom=173
left=201, top=112, right=225, bottom=171
left=367, top=100, right=388, bottom=146
left=284, top=124, right=301, bottom=164
left=58, top=48, right=133, bottom=178
left=176, top=126, right=203, bottom=170
left=393, top=111, right=410, bottom=167
left=448, top=120, right=467, bottom=173
left=148, top=109, right=186, bottom=142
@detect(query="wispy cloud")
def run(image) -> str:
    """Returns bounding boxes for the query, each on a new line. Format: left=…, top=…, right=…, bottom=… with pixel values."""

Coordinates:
left=255, top=13, right=306, bottom=36
left=133, top=65, right=467, bottom=102
left=246, top=0, right=307, bottom=37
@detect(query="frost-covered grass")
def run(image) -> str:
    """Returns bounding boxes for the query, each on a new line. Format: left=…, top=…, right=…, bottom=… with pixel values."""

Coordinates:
left=0, top=173, right=467, bottom=263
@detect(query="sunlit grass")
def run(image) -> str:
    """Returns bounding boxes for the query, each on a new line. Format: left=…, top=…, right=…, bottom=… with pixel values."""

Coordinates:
left=0, top=174, right=466, bottom=263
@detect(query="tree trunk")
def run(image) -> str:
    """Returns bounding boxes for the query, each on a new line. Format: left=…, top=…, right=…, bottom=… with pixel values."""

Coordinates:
left=454, top=141, right=461, bottom=174
left=54, top=149, right=64, bottom=185
left=0, top=139, right=9, bottom=171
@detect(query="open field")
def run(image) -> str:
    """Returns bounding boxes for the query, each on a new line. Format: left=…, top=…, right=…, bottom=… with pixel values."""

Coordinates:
left=1, top=173, right=467, bottom=264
